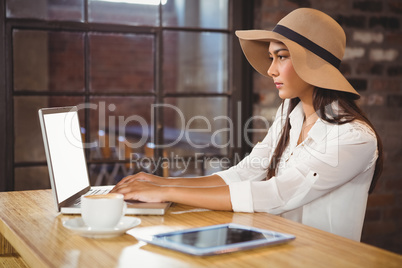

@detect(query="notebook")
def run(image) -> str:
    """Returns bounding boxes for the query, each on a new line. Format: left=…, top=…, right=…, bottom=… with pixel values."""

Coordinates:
left=38, top=106, right=171, bottom=215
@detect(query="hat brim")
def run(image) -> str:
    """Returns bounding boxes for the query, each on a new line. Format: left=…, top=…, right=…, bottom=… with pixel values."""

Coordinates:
left=236, top=30, right=359, bottom=98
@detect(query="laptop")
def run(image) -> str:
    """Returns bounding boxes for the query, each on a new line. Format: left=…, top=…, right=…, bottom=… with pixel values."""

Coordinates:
left=38, top=106, right=171, bottom=215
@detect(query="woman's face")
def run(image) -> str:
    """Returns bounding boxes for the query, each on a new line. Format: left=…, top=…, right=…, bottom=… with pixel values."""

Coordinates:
left=267, top=42, right=314, bottom=101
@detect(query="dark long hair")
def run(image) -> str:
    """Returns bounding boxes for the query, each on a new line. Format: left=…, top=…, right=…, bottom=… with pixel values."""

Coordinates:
left=266, top=88, right=383, bottom=194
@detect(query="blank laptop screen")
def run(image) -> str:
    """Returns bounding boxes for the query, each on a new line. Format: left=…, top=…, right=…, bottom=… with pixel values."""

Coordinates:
left=43, top=110, right=89, bottom=203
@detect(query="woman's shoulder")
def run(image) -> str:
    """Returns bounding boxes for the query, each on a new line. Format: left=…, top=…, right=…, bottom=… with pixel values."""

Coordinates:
left=350, top=120, right=376, bottom=136
left=339, top=120, right=379, bottom=171
left=337, top=119, right=377, bottom=143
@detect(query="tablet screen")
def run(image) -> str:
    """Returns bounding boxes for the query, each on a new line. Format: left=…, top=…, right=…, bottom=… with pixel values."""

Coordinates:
left=158, top=225, right=274, bottom=248
left=140, top=223, right=295, bottom=256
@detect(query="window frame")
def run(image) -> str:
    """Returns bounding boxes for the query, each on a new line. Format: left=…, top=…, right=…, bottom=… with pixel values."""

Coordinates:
left=0, top=0, right=254, bottom=191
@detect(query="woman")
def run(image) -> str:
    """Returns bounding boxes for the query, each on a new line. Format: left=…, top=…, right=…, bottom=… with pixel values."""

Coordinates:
left=111, top=8, right=383, bottom=241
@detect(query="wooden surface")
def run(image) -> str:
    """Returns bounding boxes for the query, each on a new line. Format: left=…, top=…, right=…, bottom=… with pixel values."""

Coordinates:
left=0, top=190, right=401, bottom=268
left=0, top=256, right=28, bottom=268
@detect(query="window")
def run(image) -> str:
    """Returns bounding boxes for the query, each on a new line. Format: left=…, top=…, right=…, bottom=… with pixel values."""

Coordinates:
left=0, top=0, right=254, bottom=191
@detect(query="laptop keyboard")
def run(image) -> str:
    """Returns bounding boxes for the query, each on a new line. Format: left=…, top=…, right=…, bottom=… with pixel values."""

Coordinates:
left=73, top=188, right=111, bottom=206
left=87, top=188, right=111, bottom=196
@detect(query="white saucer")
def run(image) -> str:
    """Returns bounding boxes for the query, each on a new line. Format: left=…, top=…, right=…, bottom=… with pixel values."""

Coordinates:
left=63, top=216, right=141, bottom=238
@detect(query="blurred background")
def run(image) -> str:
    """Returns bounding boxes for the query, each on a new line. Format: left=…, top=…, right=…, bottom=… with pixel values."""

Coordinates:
left=0, top=0, right=400, bottom=255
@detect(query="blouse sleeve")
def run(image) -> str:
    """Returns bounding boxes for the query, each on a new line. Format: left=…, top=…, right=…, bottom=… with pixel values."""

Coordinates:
left=219, top=121, right=378, bottom=213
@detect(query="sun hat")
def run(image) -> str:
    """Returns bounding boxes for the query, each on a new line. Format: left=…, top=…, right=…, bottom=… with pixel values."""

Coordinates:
left=236, top=8, right=359, bottom=98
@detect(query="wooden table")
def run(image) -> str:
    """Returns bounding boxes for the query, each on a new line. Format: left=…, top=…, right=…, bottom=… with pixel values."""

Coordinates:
left=0, top=190, right=401, bottom=268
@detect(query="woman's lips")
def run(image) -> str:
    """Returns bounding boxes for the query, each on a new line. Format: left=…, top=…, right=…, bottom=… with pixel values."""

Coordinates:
left=275, top=82, right=283, bottom=89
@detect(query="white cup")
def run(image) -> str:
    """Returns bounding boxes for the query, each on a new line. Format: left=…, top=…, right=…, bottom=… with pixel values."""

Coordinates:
left=81, top=193, right=126, bottom=229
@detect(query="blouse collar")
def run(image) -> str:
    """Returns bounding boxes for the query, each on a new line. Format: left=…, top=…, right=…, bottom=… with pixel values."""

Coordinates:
left=288, top=101, right=337, bottom=144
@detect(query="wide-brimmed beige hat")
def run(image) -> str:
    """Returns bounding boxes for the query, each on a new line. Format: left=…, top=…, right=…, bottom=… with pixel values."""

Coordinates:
left=236, top=8, right=359, bottom=98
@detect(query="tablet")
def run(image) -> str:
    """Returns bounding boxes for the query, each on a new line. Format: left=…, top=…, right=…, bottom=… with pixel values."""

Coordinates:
left=136, top=223, right=295, bottom=256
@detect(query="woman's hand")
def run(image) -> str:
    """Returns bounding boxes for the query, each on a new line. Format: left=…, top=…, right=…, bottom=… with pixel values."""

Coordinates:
left=111, top=179, right=168, bottom=203
left=113, top=172, right=169, bottom=188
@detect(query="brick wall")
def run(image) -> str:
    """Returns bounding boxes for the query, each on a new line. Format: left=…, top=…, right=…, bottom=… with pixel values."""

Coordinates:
left=254, top=0, right=402, bottom=254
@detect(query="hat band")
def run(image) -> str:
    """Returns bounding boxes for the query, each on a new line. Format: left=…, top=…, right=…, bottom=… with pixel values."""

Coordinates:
left=273, top=25, right=341, bottom=69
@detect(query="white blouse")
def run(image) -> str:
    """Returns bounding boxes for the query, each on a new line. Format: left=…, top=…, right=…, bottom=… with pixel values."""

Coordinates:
left=215, top=100, right=378, bottom=241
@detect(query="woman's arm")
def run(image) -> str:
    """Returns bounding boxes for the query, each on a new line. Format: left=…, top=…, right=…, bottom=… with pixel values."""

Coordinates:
left=166, top=185, right=232, bottom=210
left=113, top=172, right=227, bottom=188
left=111, top=179, right=232, bottom=211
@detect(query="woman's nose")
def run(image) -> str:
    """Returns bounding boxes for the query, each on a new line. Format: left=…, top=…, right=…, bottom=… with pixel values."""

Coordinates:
left=267, top=62, right=278, bottom=77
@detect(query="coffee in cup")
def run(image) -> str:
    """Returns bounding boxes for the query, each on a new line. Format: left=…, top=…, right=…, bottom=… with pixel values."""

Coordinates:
left=81, top=193, right=126, bottom=229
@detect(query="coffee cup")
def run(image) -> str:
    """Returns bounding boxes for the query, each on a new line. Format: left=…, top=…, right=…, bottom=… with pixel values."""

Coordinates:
left=81, top=193, right=126, bottom=229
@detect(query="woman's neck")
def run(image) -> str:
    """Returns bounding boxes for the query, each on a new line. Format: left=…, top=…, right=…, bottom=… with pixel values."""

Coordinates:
left=298, top=96, right=318, bottom=145
left=300, top=95, right=318, bottom=123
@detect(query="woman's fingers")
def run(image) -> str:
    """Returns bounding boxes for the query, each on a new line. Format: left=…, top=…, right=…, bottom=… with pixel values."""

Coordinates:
left=112, top=180, right=165, bottom=203
left=114, top=172, right=151, bottom=187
